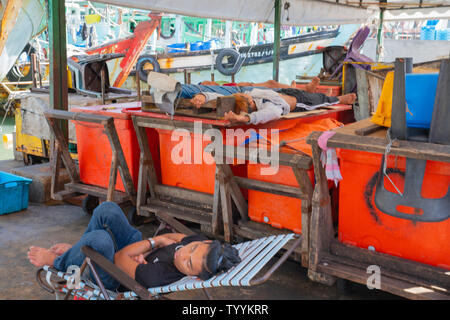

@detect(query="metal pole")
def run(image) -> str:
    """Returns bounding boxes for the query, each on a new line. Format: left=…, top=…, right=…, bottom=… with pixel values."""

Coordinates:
left=375, top=1, right=386, bottom=62
left=48, top=0, right=68, bottom=138
left=273, top=0, right=281, bottom=81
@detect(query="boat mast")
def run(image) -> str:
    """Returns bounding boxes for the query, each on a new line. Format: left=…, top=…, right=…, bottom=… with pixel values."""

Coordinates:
left=273, top=0, right=281, bottom=81
left=376, top=0, right=387, bottom=62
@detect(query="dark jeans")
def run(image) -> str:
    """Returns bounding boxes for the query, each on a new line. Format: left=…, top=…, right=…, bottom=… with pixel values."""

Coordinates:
left=53, top=202, right=142, bottom=290
left=276, top=88, right=339, bottom=109
left=179, top=84, right=264, bottom=98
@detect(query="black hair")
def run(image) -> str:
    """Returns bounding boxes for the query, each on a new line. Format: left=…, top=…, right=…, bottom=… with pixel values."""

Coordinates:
left=197, top=240, right=241, bottom=280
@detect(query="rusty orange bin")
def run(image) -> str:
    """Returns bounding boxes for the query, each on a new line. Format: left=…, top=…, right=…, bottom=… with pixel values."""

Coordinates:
left=338, top=149, right=450, bottom=270
left=123, top=110, right=247, bottom=195
left=247, top=117, right=344, bottom=234
left=71, top=103, right=161, bottom=193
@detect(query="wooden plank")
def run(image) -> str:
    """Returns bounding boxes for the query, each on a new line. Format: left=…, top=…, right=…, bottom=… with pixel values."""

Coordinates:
left=292, top=167, right=313, bottom=267
left=154, top=184, right=214, bottom=206
left=354, top=123, right=384, bottom=136
left=65, top=182, right=130, bottom=203
left=81, top=246, right=151, bottom=300
left=107, top=152, right=118, bottom=202
left=46, top=118, right=80, bottom=182
left=219, top=175, right=234, bottom=242
left=104, top=118, right=136, bottom=202
left=212, top=168, right=223, bottom=236
left=134, top=115, right=214, bottom=132
left=318, top=255, right=449, bottom=300
left=210, top=145, right=312, bottom=169
left=307, top=138, right=336, bottom=285
left=141, top=199, right=212, bottom=225
left=233, top=176, right=307, bottom=200
left=330, top=241, right=450, bottom=288
left=308, top=131, right=450, bottom=163
left=154, top=211, right=197, bottom=236
left=132, top=117, right=159, bottom=198
left=216, top=164, right=248, bottom=221
left=44, top=109, right=110, bottom=124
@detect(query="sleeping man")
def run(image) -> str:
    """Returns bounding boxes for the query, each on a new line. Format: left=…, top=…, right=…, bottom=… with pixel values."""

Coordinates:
left=189, top=87, right=357, bottom=125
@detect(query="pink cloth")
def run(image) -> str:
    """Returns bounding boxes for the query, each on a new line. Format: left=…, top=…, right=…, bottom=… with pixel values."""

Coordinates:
left=318, top=131, right=342, bottom=186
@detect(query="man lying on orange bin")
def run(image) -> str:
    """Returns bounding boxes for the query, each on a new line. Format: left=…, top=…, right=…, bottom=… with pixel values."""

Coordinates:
left=189, top=85, right=356, bottom=125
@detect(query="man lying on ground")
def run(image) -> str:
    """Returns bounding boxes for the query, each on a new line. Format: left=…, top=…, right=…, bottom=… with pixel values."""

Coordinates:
left=28, top=202, right=240, bottom=290
left=190, top=87, right=356, bottom=125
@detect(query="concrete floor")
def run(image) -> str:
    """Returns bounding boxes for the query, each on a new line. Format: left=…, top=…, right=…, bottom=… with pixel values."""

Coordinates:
left=0, top=201, right=401, bottom=300
left=0, top=159, right=401, bottom=300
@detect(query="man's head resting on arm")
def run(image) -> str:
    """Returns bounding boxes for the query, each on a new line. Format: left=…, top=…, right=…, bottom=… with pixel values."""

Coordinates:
left=173, top=239, right=241, bottom=280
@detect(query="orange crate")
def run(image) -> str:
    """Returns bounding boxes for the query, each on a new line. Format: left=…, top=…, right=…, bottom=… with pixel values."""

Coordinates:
left=248, top=164, right=314, bottom=233
left=157, top=128, right=246, bottom=194
left=338, top=149, right=450, bottom=270
left=72, top=104, right=161, bottom=192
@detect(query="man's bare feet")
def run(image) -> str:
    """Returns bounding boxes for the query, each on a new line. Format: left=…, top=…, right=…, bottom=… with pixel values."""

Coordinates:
left=49, top=243, right=72, bottom=256
left=326, top=88, right=333, bottom=96
left=337, top=93, right=357, bottom=105
left=291, top=80, right=298, bottom=88
left=304, top=77, right=320, bottom=93
left=28, top=246, right=58, bottom=267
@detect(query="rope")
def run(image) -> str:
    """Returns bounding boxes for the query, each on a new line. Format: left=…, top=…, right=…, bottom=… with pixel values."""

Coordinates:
left=383, top=128, right=403, bottom=196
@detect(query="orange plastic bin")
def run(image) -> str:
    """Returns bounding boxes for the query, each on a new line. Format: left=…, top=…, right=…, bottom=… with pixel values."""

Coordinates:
left=338, top=149, right=450, bottom=270
left=124, top=110, right=247, bottom=195
left=71, top=103, right=161, bottom=193
left=247, top=117, right=344, bottom=234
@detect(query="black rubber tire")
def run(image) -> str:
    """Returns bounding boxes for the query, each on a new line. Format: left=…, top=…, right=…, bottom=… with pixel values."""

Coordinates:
left=136, top=55, right=161, bottom=82
left=214, top=48, right=242, bottom=76
left=6, top=43, right=36, bottom=83
left=159, top=25, right=175, bottom=39
left=82, top=195, right=99, bottom=215
left=336, top=278, right=351, bottom=295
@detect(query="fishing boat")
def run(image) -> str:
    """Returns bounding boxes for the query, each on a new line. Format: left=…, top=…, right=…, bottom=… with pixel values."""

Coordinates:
left=135, top=26, right=341, bottom=80
left=0, top=0, right=46, bottom=82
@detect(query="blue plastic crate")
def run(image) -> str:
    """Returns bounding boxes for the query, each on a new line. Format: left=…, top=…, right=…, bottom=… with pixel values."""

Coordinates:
left=420, top=26, right=436, bottom=40
left=436, top=29, right=450, bottom=41
left=0, top=171, right=32, bottom=215
left=405, top=73, right=439, bottom=129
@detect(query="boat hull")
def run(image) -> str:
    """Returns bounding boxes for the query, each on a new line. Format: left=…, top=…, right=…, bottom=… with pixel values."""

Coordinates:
left=142, top=28, right=340, bottom=74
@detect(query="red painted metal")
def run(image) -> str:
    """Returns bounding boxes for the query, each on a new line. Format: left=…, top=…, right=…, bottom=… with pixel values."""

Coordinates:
left=86, top=14, right=161, bottom=88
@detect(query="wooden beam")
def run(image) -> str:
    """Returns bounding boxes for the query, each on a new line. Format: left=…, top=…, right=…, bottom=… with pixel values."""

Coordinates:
left=48, top=0, right=68, bottom=138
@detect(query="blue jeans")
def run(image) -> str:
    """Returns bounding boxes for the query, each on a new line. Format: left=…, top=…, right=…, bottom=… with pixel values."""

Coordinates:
left=179, top=84, right=263, bottom=98
left=53, top=202, right=142, bottom=290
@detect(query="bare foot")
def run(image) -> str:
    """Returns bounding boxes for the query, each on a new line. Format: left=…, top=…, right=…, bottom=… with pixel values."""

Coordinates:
left=326, top=88, right=333, bottom=96
left=337, top=93, right=357, bottom=105
left=28, top=246, right=58, bottom=267
left=304, top=77, right=320, bottom=93
left=49, top=243, right=72, bottom=256
left=291, top=80, right=298, bottom=88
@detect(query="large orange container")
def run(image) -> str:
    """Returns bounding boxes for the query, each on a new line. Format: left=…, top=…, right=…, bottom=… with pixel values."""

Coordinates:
left=248, top=164, right=314, bottom=233
left=338, top=149, right=450, bottom=270
left=71, top=103, right=161, bottom=192
left=247, top=117, right=344, bottom=233
left=157, top=128, right=246, bottom=194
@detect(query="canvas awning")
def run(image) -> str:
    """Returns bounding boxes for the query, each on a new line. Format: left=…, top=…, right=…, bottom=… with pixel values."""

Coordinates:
left=93, top=0, right=450, bottom=26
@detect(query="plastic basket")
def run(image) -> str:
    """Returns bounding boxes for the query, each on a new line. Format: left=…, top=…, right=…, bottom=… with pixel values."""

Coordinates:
left=0, top=171, right=32, bottom=215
